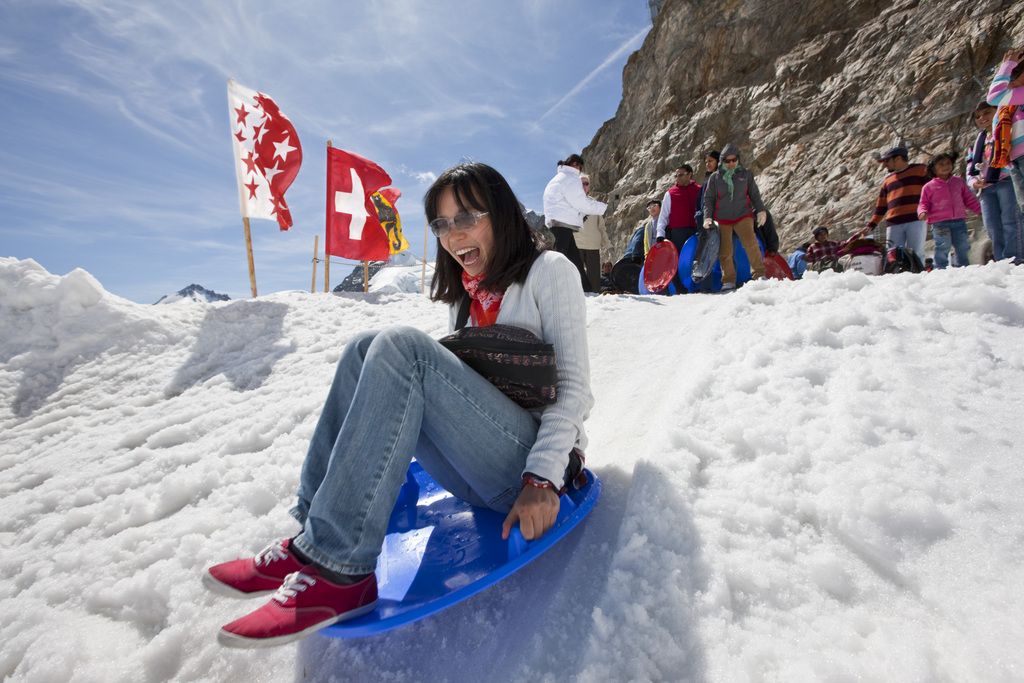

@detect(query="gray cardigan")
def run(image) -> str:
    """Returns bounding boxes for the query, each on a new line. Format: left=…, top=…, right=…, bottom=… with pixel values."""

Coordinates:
left=702, top=168, right=765, bottom=224
left=448, top=250, right=593, bottom=487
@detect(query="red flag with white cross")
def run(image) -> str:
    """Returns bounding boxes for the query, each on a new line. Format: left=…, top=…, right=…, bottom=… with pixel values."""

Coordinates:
left=227, top=80, right=302, bottom=231
left=325, top=147, right=392, bottom=261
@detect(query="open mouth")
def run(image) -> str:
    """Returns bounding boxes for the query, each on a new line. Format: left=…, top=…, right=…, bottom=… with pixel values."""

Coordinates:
left=455, top=246, right=481, bottom=266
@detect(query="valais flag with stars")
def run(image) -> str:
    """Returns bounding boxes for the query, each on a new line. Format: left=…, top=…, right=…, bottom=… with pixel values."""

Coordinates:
left=326, top=147, right=393, bottom=261
left=227, top=80, right=301, bottom=230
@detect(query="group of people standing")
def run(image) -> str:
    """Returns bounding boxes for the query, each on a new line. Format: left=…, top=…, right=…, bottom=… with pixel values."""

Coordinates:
left=796, top=47, right=1024, bottom=274
left=543, top=145, right=771, bottom=294
left=546, top=48, right=1024, bottom=289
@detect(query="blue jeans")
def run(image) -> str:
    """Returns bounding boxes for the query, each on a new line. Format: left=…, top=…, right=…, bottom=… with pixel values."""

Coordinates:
left=931, top=219, right=971, bottom=269
left=886, top=220, right=926, bottom=262
left=980, top=177, right=1023, bottom=260
left=1010, top=157, right=1024, bottom=214
left=290, top=327, right=538, bottom=575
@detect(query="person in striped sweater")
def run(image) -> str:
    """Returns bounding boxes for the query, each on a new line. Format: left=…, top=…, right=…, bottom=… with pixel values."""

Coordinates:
left=864, top=146, right=930, bottom=262
left=986, top=47, right=1024, bottom=215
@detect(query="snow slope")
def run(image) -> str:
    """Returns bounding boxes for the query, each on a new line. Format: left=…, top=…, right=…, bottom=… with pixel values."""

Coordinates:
left=2, top=256, right=1023, bottom=682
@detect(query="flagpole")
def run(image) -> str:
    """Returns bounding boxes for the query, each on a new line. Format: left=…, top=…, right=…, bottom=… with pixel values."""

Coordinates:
left=310, top=235, right=319, bottom=293
left=363, top=260, right=369, bottom=293
left=242, top=217, right=258, bottom=297
left=422, top=219, right=429, bottom=295
left=325, top=140, right=333, bottom=293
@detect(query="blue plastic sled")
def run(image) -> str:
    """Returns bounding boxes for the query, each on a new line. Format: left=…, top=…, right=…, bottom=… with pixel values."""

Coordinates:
left=677, top=234, right=764, bottom=293
left=321, top=461, right=601, bottom=638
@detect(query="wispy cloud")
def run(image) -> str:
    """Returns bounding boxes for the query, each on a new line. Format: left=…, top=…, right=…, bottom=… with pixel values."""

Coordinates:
left=537, top=25, right=649, bottom=123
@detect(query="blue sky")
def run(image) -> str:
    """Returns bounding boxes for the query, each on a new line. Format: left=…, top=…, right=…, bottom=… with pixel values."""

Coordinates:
left=1, top=1, right=651, bottom=303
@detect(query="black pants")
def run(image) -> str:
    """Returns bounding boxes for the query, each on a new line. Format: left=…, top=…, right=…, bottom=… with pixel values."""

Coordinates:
left=550, top=224, right=592, bottom=292
left=579, top=249, right=602, bottom=292
left=667, top=227, right=699, bottom=253
left=666, top=226, right=699, bottom=293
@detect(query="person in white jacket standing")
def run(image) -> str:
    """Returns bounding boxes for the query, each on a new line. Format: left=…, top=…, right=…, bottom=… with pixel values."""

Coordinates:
left=542, top=154, right=607, bottom=292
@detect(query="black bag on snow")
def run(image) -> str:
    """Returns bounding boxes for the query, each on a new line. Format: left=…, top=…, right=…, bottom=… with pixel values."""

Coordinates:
left=884, top=247, right=924, bottom=274
left=610, top=257, right=642, bottom=293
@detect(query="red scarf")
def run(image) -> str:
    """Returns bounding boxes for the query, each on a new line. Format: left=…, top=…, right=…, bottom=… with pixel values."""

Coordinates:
left=461, top=272, right=504, bottom=327
left=993, top=105, right=1018, bottom=169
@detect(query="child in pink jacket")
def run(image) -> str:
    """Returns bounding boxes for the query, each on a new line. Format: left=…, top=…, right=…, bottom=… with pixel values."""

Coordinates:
left=918, top=152, right=982, bottom=269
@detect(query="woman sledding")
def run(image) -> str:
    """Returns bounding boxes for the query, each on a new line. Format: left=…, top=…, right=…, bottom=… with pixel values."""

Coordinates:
left=202, top=162, right=594, bottom=648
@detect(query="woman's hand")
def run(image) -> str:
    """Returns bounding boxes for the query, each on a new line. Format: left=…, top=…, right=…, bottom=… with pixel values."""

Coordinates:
left=703, top=218, right=714, bottom=230
left=502, top=485, right=560, bottom=540
left=756, top=211, right=767, bottom=227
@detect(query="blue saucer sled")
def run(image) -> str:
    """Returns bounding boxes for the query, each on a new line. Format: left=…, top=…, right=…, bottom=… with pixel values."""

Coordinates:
left=321, top=461, right=601, bottom=638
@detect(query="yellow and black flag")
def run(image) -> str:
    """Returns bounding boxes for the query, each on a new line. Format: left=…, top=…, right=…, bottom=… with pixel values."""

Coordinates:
left=370, top=188, right=409, bottom=255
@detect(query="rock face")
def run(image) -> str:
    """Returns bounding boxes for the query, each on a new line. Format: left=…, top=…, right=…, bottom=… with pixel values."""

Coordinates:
left=585, top=0, right=1023, bottom=256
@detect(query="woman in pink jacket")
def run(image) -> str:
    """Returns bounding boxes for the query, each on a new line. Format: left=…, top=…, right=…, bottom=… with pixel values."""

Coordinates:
left=918, top=152, right=982, bottom=269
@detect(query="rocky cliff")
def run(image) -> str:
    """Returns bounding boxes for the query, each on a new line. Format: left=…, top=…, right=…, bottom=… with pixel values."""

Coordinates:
left=585, top=0, right=1024, bottom=256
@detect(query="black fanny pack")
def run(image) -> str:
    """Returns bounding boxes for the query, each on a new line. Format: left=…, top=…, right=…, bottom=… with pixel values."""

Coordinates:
left=438, top=296, right=558, bottom=410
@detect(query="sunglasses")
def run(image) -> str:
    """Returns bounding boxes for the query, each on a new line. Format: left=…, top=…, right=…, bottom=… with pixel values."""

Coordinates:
left=429, top=211, right=488, bottom=238
left=723, top=157, right=739, bottom=164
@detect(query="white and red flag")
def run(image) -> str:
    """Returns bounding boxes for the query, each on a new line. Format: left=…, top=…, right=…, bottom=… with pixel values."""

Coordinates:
left=227, top=80, right=302, bottom=230
left=326, top=147, right=393, bottom=261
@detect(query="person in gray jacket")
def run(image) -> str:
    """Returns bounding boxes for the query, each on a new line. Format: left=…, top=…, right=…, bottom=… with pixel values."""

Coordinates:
left=702, top=143, right=766, bottom=289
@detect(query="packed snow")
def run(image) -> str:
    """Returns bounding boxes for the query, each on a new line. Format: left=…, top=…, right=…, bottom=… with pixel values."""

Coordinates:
left=2, top=255, right=1023, bottom=682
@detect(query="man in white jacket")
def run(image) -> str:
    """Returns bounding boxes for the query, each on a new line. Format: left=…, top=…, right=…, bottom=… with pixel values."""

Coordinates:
left=542, top=154, right=607, bottom=292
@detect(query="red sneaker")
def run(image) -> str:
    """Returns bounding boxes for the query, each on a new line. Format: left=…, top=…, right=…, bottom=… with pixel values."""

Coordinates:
left=203, top=539, right=305, bottom=598
left=217, top=569, right=378, bottom=648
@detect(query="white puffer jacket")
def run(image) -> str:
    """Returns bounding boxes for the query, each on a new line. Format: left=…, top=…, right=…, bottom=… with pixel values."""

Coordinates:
left=542, top=165, right=607, bottom=229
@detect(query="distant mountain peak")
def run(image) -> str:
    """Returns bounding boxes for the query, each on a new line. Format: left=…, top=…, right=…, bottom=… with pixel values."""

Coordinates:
left=154, top=283, right=230, bottom=305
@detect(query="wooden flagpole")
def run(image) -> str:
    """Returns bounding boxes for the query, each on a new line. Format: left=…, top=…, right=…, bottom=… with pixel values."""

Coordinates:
left=325, top=140, right=333, bottom=293
left=310, top=235, right=319, bottom=293
left=422, top=218, right=429, bottom=295
left=363, top=260, right=369, bottom=293
left=242, top=217, right=258, bottom=297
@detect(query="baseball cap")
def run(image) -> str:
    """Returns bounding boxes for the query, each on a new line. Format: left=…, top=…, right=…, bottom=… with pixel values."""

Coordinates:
left=879, top=146, right=908, bottom=161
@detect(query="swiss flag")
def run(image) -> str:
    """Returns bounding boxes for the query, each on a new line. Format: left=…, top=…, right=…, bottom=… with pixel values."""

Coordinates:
left=227, top=80, right=302, bottom=230
left=326, top=147, right=392, bottom=261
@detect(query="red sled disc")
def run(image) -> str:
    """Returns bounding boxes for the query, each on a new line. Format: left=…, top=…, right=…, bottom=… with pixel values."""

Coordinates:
left=642, top=241, right=679, bottom=292
left=763, top=252, right=794, bottom=280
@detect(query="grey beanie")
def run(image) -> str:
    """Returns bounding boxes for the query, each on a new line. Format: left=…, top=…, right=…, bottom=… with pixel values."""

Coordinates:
left=720, top=143, right=741, bottom=160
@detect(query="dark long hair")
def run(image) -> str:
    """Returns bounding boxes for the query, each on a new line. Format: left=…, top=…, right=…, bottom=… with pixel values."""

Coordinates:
left=425, top=163, right=540, bottom=304
left=558, top=153, right=585, bottom=169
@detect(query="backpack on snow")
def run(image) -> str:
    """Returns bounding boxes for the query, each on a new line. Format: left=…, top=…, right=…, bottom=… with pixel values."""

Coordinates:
left=884, top=247, right=925, bottom=274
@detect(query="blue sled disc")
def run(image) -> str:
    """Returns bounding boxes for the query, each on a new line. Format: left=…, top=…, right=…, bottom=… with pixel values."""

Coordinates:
left=321, top=461, right=601, bottom=638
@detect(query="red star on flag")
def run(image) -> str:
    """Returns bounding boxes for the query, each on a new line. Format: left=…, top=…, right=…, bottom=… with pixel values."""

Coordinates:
left=227, top=79, right=302, bottom=231
left=242, top=152, right=257, bottom=176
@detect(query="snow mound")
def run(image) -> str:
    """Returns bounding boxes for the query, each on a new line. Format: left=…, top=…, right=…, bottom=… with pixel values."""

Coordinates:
left=2, top=256, right=1024, bottom=682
